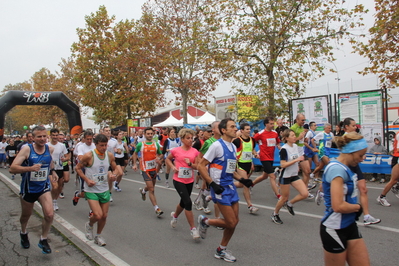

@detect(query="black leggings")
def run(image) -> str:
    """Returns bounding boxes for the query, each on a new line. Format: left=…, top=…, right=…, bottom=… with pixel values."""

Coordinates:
left=173, top=180, right=194, bottom=211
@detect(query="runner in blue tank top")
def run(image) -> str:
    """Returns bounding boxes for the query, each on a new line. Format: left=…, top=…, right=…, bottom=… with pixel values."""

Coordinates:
left=197, top=118, right=253, bottom=263
left=10, top=126, right=57, bottom=254
left=320, top=132, right=370, bottom=266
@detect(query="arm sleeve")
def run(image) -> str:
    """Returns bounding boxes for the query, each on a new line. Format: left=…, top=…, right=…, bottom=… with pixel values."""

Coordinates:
left=232, top=138, right=241, bottom=149
left=135, top=142, right=142, bottom=153
left=279, top=148, right=288, bottom=161
left=162, top=139, right=169, bottom=154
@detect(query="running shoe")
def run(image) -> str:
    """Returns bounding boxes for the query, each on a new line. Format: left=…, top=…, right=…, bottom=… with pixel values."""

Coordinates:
left=377, top=196, right=391, bottom=207
left=193, top=200, right=203, bottom=211
left=114, top=182, right=121, bottom=192
left=369, top=177, right=376, bottom=182
left=165, top=181, right=170, bottom=188
left=248, top=206, right=259, bottom=214
left=315, top=191, right=324, bottom=206
left=38, top=239, right=51, bottom=254
left=157, top=175, right=161, bottom=181
left=215, top=248, right=236, bottom=262
left=197, top=215, right=209, bottom=239
left=205, top=195, right=212, bottom=202
left=203, top=207, right=211, bottom=214
left=88, top=210, right=93, bottom=219
left=284, top=202, right=295, bottom=216
left=20, top=232, right=30, bottom=249
left=391, top=183, right=399, bottom=198
left=72, top=190, right=80, bottom=206
left=364, top=215, right=381, bottom=225
left=85, top=221, right=94, bottom=240
left=155, top=208, right=164, bottom=217
left=170, top=212, right=178, bottom=228
left=309, top=173, right=315, bottom=179
left=194, top=183, right=200, bottom=189
left=139, top=188, right=146, bottom=201
left=109, top=193, right=113, bottom=202
left=59, top=192, right=64, bottom=199
left=53, top=201, right=59, bottom=212
left=191, top=228, right=200, bottom=240
left=159, top=168, right=164, bottom=174
left=308, top=182, right=317, bottom=190
left=271, top=213, right=283, bottom=224
left=380, top=178, right=385, bottom=183
left=308, top=193, right=315, bottom=199
left=94, top=236, right=106, bottom=246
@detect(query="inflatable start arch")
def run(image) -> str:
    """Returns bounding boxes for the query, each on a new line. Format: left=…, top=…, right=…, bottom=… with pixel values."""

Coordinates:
left=0, top=90, right=83, bottom=139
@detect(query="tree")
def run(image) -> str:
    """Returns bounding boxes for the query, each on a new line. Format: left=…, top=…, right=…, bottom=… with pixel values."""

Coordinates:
left=354, top=0, right=399, bottom=90
left=71, top=6, right=165, bottom=126
left=203, top=0, right=367, bottom=117
left=141, top=0, right=230, bottom=124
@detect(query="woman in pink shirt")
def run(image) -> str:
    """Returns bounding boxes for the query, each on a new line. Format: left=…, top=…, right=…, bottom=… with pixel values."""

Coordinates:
left=165, top=128, right=200, bottom=240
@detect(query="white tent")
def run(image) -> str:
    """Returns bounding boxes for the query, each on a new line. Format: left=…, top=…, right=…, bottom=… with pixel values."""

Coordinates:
left=195, top=111, right=216, bottom=124
left=186, top=113, right=198, bottom=124
left=153, top=115, right=182, bottom=127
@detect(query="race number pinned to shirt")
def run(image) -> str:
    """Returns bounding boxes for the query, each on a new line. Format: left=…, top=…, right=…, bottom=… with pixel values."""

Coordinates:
left=145, top=159, right=156, bottom=170
left=178, top=167, right=192, bottom=178
left=226, top=159, right=237, bottom=174
left=325, top=141, right=332, bottom=148
left=267, top=138, right=276, bottom=147
left=30, top=168, right=48, bottom=181
left=242, top=152, right=252, bottom=160
left=92, top=173, right=107, bottom=185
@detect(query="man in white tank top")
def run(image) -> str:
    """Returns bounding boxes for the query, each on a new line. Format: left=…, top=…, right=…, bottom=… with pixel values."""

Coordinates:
left=75, top=134, right=121, bottom=247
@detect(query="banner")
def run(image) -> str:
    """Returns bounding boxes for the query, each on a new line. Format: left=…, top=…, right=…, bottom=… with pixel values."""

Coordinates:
left=291, top=96, right=329, bottom=130
left=215, top=95, right=236, bottom=121
left=236, top=94, right=259, bottom=121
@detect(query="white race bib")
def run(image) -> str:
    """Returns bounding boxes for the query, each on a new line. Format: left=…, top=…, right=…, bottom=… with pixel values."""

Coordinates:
left=325, top=141, right=332, bottom=148
left=30, top=168, right=48, bottom=181
left=145, top=159, right=156, bottom=170
left=92, top=173, right=107, bottom=185
left=178, top=167, right=192, bottom=178
left=267, top=138, right=276, bottom=147
left=226, top=159, right=236, bottom=174
left=242, top=152, right=252, bottom=160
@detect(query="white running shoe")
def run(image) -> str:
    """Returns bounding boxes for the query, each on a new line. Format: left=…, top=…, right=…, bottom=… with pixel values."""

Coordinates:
left=249, top=206, right=259, bottom=214
left=203, top=207, right=211, bottom=214
left=94, top=235, right=106, bottom=246
left=364, top=215, right=381, bottom=225
left=85, top=221, right=94, bottom=240
left=191, top=228, right=200, bottom=240
left=53, top=201, right=59, bottom=212
left=308, top=193, right=315, bottom=199
left=215, top=248, right=237, bottom=262
left=193, top=201, right=203, bottom=211
left=165, top=181, right=170, bottom=188
left=315, top=191, right=324, bottom=205
left=197, top=215, right=209, bottom=239
left=377, top=196, right=391, bottom=207
left=194, top=183, right=200, bottom=189
left=170, top=212, right=178, bottom=228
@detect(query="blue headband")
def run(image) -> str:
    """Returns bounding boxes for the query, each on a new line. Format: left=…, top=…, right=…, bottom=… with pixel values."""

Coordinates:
left=341, top=138, right=368, bottom=154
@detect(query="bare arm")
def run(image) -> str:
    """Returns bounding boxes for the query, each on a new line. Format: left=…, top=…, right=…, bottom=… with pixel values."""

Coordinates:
left=330, top=177, right=361, bottom=213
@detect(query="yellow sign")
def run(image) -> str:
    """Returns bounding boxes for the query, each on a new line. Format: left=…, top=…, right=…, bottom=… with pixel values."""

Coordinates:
left=237, top=95, right=259, bottom=121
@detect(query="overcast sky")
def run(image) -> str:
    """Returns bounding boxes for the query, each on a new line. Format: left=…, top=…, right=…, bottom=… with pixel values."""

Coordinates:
left=0, top=0, right=379, bottom=99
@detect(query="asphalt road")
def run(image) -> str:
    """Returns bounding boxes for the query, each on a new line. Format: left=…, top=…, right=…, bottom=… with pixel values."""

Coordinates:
left=1, top=167, right=398, bottom=266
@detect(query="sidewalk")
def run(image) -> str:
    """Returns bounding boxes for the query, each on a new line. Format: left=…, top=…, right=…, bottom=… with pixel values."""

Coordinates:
left=0, top=176, right=96, bottom=266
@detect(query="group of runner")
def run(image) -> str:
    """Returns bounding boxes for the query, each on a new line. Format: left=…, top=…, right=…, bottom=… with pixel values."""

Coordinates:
left=3, top=114, right=399, bottom=265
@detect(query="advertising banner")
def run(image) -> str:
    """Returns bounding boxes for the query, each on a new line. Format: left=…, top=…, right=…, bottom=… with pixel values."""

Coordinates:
left=236, top=94, right=259, bottom=121
left=215, top=95, right=236, bottom=121
left=291, top=96, right=329, bottom=130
